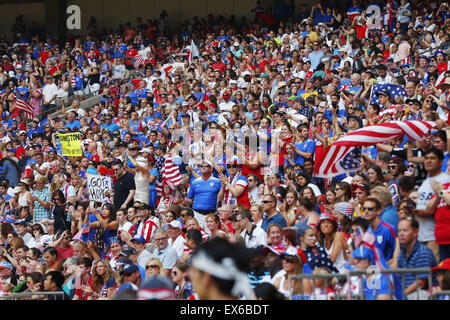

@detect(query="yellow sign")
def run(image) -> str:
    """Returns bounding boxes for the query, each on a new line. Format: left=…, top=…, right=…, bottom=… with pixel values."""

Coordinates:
left=59, top=132, right=82, bottom=157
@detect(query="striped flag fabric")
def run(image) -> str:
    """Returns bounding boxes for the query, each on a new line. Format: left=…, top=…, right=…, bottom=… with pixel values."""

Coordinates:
left=134, top=54, right=145, bottom=69
left=155, top=155, right=183, bottom=196
left=369, top=84, right=407, bottom=105
left=14, top=97, right=34, bottom=119
left=315, top=121, right=436, bottom=177
left=72, top=223, right=90, bottom=240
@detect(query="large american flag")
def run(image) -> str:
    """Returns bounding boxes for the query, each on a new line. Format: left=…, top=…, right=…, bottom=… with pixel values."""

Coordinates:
left=369, top=84, right=407, bottom=105
left=13, top=96, right=34, bottom=119
left=155, top=155, right=183, bottom=196
left=315, top=121, right=436, bottom=177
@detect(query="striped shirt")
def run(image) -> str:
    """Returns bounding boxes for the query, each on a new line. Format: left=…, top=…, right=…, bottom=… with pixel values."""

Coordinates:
left=397, top=240, right=438, bottom=289
left=32, top=187, right=51, bottom=222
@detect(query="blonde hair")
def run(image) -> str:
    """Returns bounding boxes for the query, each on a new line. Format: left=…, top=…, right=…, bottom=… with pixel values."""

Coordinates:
left=145, top=258, right=165, bottom=276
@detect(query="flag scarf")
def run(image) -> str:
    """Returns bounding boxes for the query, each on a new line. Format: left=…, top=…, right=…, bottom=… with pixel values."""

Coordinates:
left=315, top=121, right=436, bottom=177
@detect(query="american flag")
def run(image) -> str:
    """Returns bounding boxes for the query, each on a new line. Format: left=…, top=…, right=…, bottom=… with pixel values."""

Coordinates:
left=14, top=96, right=34, bottom=119
left=72, top=223, right=90, bottom=240
left=339, top=78, right=352, bottom=91
left=315, top=121, right=436, bottom=177
left=353, top=226, right=364, bottom=248
left=155, top=155, right=183, bottom=196
left=134, top=54, right=145, bottom=69
left=221, top=47, right=230, bottom=63
left=369, top=84, right=407, bottom=105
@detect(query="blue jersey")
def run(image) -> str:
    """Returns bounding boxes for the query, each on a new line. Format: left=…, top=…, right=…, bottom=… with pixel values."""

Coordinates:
left=373, top=221, right=397, bottom=261
left=187, top=176, right=222, bottom=211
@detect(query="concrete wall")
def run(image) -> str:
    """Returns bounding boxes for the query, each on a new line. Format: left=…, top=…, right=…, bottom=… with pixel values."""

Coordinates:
left=0, top=0, right=318, bottom=40
left=0, top=2, right=46, bottom=39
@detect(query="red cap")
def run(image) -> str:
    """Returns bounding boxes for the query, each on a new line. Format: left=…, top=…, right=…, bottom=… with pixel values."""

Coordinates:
left=431, top=258, right=450, bottom=272
left=223, top=92, right=230, bottom=98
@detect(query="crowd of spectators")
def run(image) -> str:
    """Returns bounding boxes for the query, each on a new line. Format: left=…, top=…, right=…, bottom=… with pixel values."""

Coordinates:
left=0, top=0, right=450, bottom=300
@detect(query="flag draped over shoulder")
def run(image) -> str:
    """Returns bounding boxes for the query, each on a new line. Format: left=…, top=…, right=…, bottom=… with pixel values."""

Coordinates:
left=315, top=121, right=436, bottom=178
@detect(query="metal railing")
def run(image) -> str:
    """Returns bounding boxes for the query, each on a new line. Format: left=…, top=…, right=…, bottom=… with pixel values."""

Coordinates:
left=289, top=268, right=434, bottom=300
left=0, top=291, right=66, bottom=300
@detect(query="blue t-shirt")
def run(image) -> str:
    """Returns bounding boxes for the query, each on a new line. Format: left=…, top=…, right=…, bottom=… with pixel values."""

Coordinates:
left=186, top=176, right=222, bottom=211
left=295, top=140, right=316, bottom=166
left=65, top=119, right=82, bottom=131
left=100, top=122, right=120, bottom=133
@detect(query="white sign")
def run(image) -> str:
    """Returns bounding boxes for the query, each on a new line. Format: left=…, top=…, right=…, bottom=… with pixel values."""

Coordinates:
left=87, top=173, right=112, bottom=203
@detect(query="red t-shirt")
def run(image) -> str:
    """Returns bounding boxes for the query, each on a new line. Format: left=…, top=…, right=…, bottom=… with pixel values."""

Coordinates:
left=56, top=245, right=74, bottom=261
left=433, top=182, right=450, bottom=244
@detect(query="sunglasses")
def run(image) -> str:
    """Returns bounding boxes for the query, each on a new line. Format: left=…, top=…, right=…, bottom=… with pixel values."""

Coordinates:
left=282, top=256, right=296, bottom=262
left=227, top=164, right=237, bottom=168
left=262, top=200, right=274, bottom=204
left=146, top=265, right=159, bottom=270
left=389, top=165, right=397, bottom=169
left=362, top=206, right=375, bottom=211
left=172, top=271, right=178, bottom=276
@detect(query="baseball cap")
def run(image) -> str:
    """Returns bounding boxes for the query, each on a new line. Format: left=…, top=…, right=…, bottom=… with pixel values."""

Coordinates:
left=130, top=235, right=146, bottom=244
left=319, top=213, right=337, bottom=226
left=347, top=115, right=363, bottom=129
left=431, top=258, right=450, bottom=272
left=376, top=90, right=391, bottom=97
left=120, top=263, right=139, bottom=275
left=119, top=247, right=138, bottom=256
left=280, top=246, right=307, bottom=264
left=18, top=130, right=27, bottom=136
left=2, top=111, right=10, bottom=117
left=139, top=148, right=152, bottom=154
left=223, top=92, right=230, bottom=98
left=168, top=220, right=182, bottom=229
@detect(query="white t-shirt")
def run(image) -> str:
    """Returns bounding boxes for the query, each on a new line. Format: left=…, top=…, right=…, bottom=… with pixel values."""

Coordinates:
left=218, top=100, right=234, bottom=113
left=42, top=83, right=58, bottom=104
left=416, top=172, right=450, bottom=242
left=34, top=162, right=50, bottom=179
left=168, top=234, right=185, bottom=260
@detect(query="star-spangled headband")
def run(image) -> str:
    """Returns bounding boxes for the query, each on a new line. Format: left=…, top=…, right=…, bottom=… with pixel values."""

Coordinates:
left=192, top=251, right=256, bottom=300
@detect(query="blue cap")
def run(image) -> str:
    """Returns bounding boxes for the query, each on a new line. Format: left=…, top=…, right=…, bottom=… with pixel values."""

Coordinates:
left=154, top=112, right=162, bottom=118
left=120, top=263, right=139, bottom=275
left=131, top=235, right=146, bottom=244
